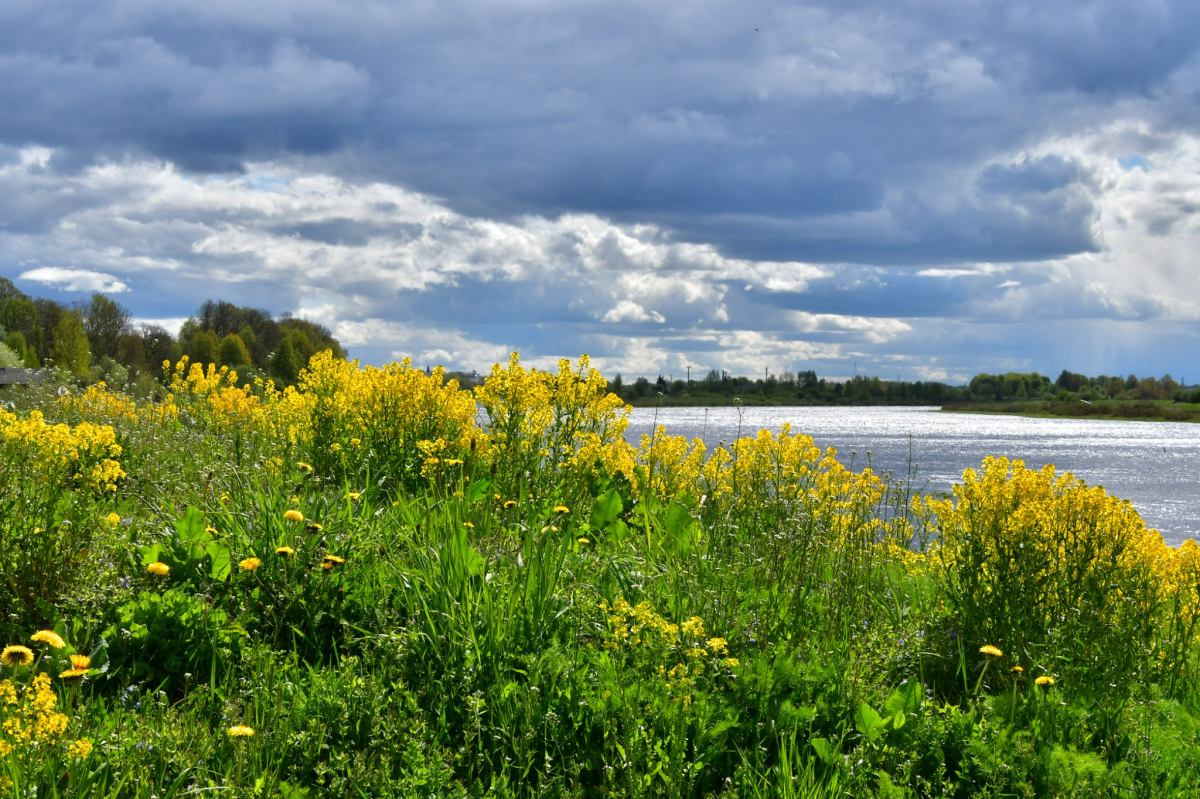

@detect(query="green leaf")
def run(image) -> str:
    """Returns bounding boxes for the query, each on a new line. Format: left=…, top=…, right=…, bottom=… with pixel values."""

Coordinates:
left=206, top=541, right=232, bottom=580
left=810, top=737, right=833, bottom=763
left=466, top=478, right=492, bottom=503
left=856, top=702, right=886, bottom=742
left=138, top=543, right=163, bottom=566
left=176, top=506, right=206, bottom=543
left=591, top=488, right=624, bottom=529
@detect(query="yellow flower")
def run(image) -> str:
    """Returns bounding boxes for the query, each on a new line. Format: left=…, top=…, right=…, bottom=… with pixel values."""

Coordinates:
left=205, top=526, right=219, bottom=536
left=275, top=546, right=295, bottom=557
left=323, top=554, right=345, bottom=565
left=347, top=492, right=361, bottom=501
left=59, top=668, right=89, bottom=680
left=239, top=557, right=262, bottom=572
left=147, top=561, right=170, bottom=576
left=554, top=505, right=570, bottom=514
left=1, top=645, right=34, bottom=667
left=31, top=630, right=65, bottom=649
left=706, top=638, right=728, bottom=655
left=306, top=522, right=323, bottom=532
left=321, top=562, right=334, bottom=570
left=227, top=725, right=255, bottom=737
left=66, top=738, right=93, bottom=759
left=979, top=644, right=1003, bottom=658
left=504, top=500, right=517, bottom=509
left=283, top=509, right=304, bottom=523
left=330, top=443, right=342, bottom=452
left=103, top=512, right=121, bottom=526
left=721, top=657, right=740, bottom=669
left=70, top=654, right=91, bottom=670
left=297, top=461, right=313, bottom=472
left=464, top=521, right=474, bottom=529
left=350, top=438, right=361, bottom=447
left=1011, top=665, right=1024, bottom=673
left=577, top=537, right=589, bottom=545
left=1035, top=676, right=1055, bottom=686
left=219, top=493, right=230, bottom=503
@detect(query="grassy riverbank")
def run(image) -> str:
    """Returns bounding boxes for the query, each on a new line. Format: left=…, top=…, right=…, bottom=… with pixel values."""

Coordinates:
left=2, top=353, right=1199, bottom=797
left=942, top=399, right=1200, bottom=423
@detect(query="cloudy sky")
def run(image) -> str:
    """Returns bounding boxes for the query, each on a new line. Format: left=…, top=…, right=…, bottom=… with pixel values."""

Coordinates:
left=2, top=0, right=1199, bottom=382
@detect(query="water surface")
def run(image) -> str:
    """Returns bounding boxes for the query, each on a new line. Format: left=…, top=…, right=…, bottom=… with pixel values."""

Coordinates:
left=627, top=406, right=1200, bottom=546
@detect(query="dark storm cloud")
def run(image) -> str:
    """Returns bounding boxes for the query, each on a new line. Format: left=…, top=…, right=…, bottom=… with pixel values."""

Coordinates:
left=3, top=0, right=1197, bottom=263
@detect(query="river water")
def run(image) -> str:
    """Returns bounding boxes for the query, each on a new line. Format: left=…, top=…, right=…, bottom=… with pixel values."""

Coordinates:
left=626, top=406, right=1200, bottom=546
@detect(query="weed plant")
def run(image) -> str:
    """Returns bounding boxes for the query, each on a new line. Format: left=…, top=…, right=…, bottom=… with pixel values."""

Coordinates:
left=0, top=353, right=1197, bottom=797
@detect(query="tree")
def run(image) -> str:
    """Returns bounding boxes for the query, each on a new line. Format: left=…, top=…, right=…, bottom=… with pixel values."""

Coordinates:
left=272, top=330, right=309, bottom=385
left=83, top=293, right=133, bottom=360
left=50, top=311, right=92, bottom=377
left=141, top=325, right=182, bottom=372
left=0, top=341, right=21, bottom=369
left=218, top=333, right=252, bottom=370
left=187, top=330, right=219, bottom=367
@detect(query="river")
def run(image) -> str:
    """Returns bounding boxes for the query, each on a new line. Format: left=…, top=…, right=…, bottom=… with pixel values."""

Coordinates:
left=626, top=406, right=1200, bottom=546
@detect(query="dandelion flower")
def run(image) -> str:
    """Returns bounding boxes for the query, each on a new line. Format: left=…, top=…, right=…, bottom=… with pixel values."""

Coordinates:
left=147, top=561, right=170, bottom=576
left=226, top=725, right=255, bottom=737
left=504, top=500, right=517, bottom=509
left=577, top=537, right=589, bottom=545
left=1035, top=676, right=1055, bottom=686
left=347, top=492, right=361, bottom=501
left=103, top=512, right=121, bottom=526
left=283, top=509, right=304, bottom=523
left=323, top=554, right=345, bottom=565
left=321, top=562, right=334, bottom=570
left=275, top=546, right=295, bottom=557
left=205, top=526, right=220, bottom=536
left=297, top=462, right=313, bottom=472
left=239, top=557, right=262, bottom=572
left=70, top=654, right=91, bottom=670
left=306, top=522, right=323, bottom=533
left=59, top=668, right=89, bottom=680
left=554, top=505, right=570, bottom=514
left=1, top=645, right=34, bottom=667
left=979, top=644, right=1003, bottom=658
left=31, top=630, right=65, bottom=649
left=1011, top=665, right=1024, bottom=673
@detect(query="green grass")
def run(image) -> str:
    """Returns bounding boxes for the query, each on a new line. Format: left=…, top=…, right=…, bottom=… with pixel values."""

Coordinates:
left=2, top=371, right=1199, bottom=799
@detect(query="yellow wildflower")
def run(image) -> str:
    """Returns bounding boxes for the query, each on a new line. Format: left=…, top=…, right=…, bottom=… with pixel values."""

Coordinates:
left=1035, top=676, right=1055, bottom=686
left=239, top=557, right=262, bottom=572
left=706, top=638, right=728, bottom=655
left=103, top=512, right=121, bottom=526
left=979, top=644, right=1003, bottom=658
left=1, top=646, right=34, bottom=667
left=31, top=630, right=65, bottom=649
left=66, top=738, right=93, bottom=758
left=577, top=537, right=589, bottom=545
left=554, top=505, right=570, bottom=514
left=323, top=554, right=345, bottom=565
left=226, top=725, right=255, bottom=737
left=59, top=668, right=89, bottom=680
left=1011, top=665, right=1024, bottom=673
left=70, top=654, right=91, bottom=670
left=347, top=492, right=361, bottom=501
left=283, top=509, right=304, bottom=523
left=297, top=462, right=313, bottom=472
left=147, top=562, right=170, bottom=576
left=504, top=500, right=517, bottom=509
left=275, top=546, right=295, bottom=557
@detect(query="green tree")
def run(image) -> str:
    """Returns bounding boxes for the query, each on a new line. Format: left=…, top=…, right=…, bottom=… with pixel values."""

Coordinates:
left=0, top=341, right=21, bottom=369
left=187, top=330, right=219, bottom=368
left=51, top=311, right=92, bottom=377
left=218, top=333, right=252, bottom=370
left=83, top=293, right=133, bottom=360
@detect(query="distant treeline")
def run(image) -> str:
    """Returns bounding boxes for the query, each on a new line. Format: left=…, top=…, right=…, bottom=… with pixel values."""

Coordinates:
left=0, top=278, right=343, bottom=389
left=606, top=368, right=1199, bottom=406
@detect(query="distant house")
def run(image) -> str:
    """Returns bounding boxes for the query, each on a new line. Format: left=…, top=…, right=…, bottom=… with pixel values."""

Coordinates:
left=0, top=368, right=47, bottom=387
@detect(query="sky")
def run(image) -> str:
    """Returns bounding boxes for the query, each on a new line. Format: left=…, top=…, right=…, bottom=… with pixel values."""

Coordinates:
left=2, top=0, right=1200, bottom=383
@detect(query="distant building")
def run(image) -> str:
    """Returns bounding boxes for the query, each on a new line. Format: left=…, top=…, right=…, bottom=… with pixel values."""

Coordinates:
left=0, top=368, right=47, bottom=387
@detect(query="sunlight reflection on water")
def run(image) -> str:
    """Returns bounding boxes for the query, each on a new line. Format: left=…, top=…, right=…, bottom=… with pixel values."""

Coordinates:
left=628, top=406, right=1200, bottom=546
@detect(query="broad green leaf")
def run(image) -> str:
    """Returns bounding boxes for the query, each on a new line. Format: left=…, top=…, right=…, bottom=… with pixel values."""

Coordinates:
left=591, top=488, right=624, bottom=529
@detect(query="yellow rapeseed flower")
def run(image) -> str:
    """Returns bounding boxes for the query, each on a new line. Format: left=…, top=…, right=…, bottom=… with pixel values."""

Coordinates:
left=227, top=725, right=255, bottom=737
left=283, top=509, right=304, bottom=523
left=147, top=561, right=170, bottom=576
left=103, top=512, right=121, bottom=526
left=275, top=546, right=295, bottom=557
left=239, top=557, right=262, bottom=572
left=979, top=644, right=1003, bottom=658
left=66, top=738, right=92, bottom=758
left=1, top=645, right=34, bottom=667
left=1035, top=676, right=1055, bottom=686
left=31, top=630, right=65, bottom=649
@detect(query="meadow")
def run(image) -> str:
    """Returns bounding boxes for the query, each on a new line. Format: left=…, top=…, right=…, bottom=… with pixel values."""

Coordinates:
left=1, top=352, right=1199, bottom=798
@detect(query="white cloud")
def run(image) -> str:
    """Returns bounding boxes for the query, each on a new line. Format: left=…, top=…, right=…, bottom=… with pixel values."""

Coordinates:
left=18, top=266, right=129, bottom=293
left=600, top=300, right=666, bottom=324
